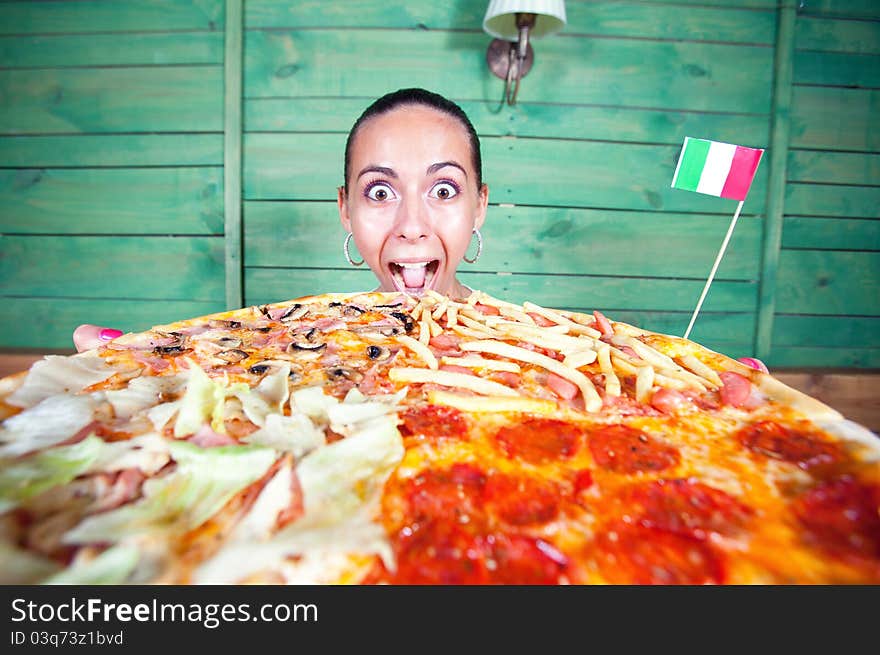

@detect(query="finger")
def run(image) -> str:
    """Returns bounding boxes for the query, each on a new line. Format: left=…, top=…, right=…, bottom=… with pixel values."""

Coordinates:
left=73, top=324, right=122, bottom=352
left=736, top=357, right=769, bottom=374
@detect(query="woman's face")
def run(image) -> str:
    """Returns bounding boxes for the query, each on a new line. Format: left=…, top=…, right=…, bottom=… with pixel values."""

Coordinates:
left=338, top=104, right=488, bottom=297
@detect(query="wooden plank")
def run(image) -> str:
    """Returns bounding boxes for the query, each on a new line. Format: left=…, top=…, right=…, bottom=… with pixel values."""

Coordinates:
left=773, top=372, right=880, bottom=433
left=246, top=1, right=775, bottom=44
left=461, top=273, right=758, bottom=314
left=788, top=150, right=880, bottom=186
left=756, top=1, right=795, bottom=361
left=243, top=30, right=773, bottom=113
left=599, top=311, right=754, bottom=354
left=245, top=97, right=769, bottom=146
left=0, top=236, right=225, bottom=301
left=244, top=268, right=376, bottom=304
left=0, top=0, right=224, bottom=35
left=0, top=32, right=222, bottom=67
left=774, top=250, right=880, bottom=315
left=785, top=183, right=880, bottom=218
left=795, top=1, right=880, bottom=19
left=767, top=347, right=880, bottom=369
left=790, top=86, right=879, bottom=151
left=245, top=0, right=483, bottom=29
left=0, top=67, right=223, bottom=134
left=244, top=268, right=757, bottom=314
left=772, top=314, right=880, bottom=348
left=244, top=201, right=762, bottom=279
left=224, top=0, right=243, bottom=310
left=0, top=298, right=225, bottom=351
left=0, top=135, right=223, bottom=167
left=0, top=168, right=224, bottom=235
left=793, top=50, right=880, bottom=88
left=782, top=216, right=880, bottom=251
left=795, top=15, right=880, bottom=54
left=244, top=133, right=769, bottom=214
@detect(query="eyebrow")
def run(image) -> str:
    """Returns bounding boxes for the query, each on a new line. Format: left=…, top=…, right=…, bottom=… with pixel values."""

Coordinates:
left=427, top=161, right=468, bottom=178
left=356, top=165, right=398, bottom=180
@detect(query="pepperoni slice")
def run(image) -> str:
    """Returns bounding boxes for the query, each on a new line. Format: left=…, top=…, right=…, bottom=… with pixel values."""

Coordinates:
left=494, top=418, right=583, bottom=463
left=392, top=523, right=568, bottom=584
left=527, top=312, right=557, bottom=327
left=737, top=421, right=843, bottom=470
left=473, top=302, right=501, bottom=316
left=546, top=372, right=578, bottom=400
left=624, top=479, right=753, bottom=538
left=484, top=473, right=561, bottom=526
left=650, top=388, right=691, bottom=415
left=588, top=424, right=680, bottom=474
left=393, top=521, right=489, bottom=584
left=593, top=523, right=724, bottom=584
left=593, top=310, right=614, bottom=337
left=404, top=463, right=487, bottom=524
left=399, top=404, right=467, bottom=441
left=719, top=371, right=752, bottom=407
left=793, top=476, right=880, bottom=562
left=484, top=533, right=568, bottom=584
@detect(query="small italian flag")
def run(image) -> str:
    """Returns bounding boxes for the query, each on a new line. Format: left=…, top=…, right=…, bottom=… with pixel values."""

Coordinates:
left=671, top=137, right=764, bottom=201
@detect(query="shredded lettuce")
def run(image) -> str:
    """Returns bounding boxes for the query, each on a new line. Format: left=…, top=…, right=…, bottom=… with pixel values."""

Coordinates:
left=0, top=539, right=61, bottom=584
left=327, top=387, right=406, bottom=436
left=173, top=362, right=250, bottom=437
left=63, top=441, right=276, bottom=545
left=237, top=366, right=290, bottom=427
left=243, top=413, right=325, bottom=458
left=6, top=352, right=116, bottom=409
left=104, top=374, right=185, bottom=419
left=0, top=394, right=95, bottom=458
left=193, top=414, right=403, bottom=584
left=290, top=385, right=340, bottom=423
left=43, top=544, right=139, bottom=585
left=0, top=433, right=170, bottom=515
left=0, top=434, right=103, bottom=513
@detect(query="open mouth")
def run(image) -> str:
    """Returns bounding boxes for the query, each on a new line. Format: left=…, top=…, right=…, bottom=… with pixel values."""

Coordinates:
left=388, top=260, right=440, bottom=295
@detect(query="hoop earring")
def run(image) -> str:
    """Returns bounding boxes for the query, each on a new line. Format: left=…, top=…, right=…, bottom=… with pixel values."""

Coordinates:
left=463, top=228, right=482, bottom=264
left=343, top=232, right=364, bottom=267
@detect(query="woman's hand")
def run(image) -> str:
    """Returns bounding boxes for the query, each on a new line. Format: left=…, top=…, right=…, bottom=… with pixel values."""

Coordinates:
left=73, top=324, right=122, bottom=353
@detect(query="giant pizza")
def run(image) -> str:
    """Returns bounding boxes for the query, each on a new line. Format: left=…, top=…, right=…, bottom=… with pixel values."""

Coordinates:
left=1, top=290, right=878, bottom=584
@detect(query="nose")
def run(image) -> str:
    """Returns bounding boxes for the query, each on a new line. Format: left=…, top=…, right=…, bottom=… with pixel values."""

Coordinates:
left=393, top=196, right=430, bottom=241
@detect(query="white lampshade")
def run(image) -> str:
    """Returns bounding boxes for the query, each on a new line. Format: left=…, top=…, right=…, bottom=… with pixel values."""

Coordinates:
left=483, top=0, right=567, bottom=41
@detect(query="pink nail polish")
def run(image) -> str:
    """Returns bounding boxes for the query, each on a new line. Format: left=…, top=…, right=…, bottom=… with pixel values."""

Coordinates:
left=99, top=328, right=123, bottom=341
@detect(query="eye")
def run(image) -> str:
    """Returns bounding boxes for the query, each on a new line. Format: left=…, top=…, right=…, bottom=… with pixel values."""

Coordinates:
left=365, top=182, right=395, bottom=202
left=431, top=181, right=460, bottom=200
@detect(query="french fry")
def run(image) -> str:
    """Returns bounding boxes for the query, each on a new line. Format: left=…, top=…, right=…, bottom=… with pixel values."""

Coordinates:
left=396, top=334, right=438, bottom=370
left=389, top=367, right=519, bottom=397
left=427, top=390, right=558, bottom=415
left=461, top=340, right=602, bottom=412
left=440, top=355, right=521, bottom=373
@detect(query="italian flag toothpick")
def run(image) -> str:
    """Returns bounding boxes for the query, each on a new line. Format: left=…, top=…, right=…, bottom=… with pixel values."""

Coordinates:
left=672, top=137, right=764, bottom=201
left=671, top=137, right=765, bottom=339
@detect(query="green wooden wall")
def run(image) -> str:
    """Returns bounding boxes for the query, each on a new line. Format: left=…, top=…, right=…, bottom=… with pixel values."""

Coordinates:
left=1, top=0, right=877, bottom=369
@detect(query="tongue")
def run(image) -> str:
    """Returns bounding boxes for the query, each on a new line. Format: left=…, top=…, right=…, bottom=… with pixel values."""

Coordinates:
left=401, top=265, right=427, bottom=289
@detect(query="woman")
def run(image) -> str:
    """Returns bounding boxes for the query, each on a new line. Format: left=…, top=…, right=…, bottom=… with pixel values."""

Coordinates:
left=72, top=87, right=767, bottom=372
left=74, top=88, right=489, bottom=351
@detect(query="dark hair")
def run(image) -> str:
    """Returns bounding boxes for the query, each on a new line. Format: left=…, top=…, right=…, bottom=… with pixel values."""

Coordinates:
left=343, top=88, right=482, bottom=191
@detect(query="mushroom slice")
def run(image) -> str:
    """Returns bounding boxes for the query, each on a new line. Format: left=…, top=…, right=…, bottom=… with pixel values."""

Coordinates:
left=215, top=336, right=243, bottom=349
left=366, top=345, right=392, bottom=361
left=289, top=327, right=326, bottom=352
left=209, top=319, right=241, bottom=329
left=248, top=360, right=292, bottom=376
left=390, top=311, right=416, bottom=333
left=279, top=304, right=310, bottom=322
left=215, top=349, right=249, bottom=364
left=325, top=367, right=364, bottom=383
